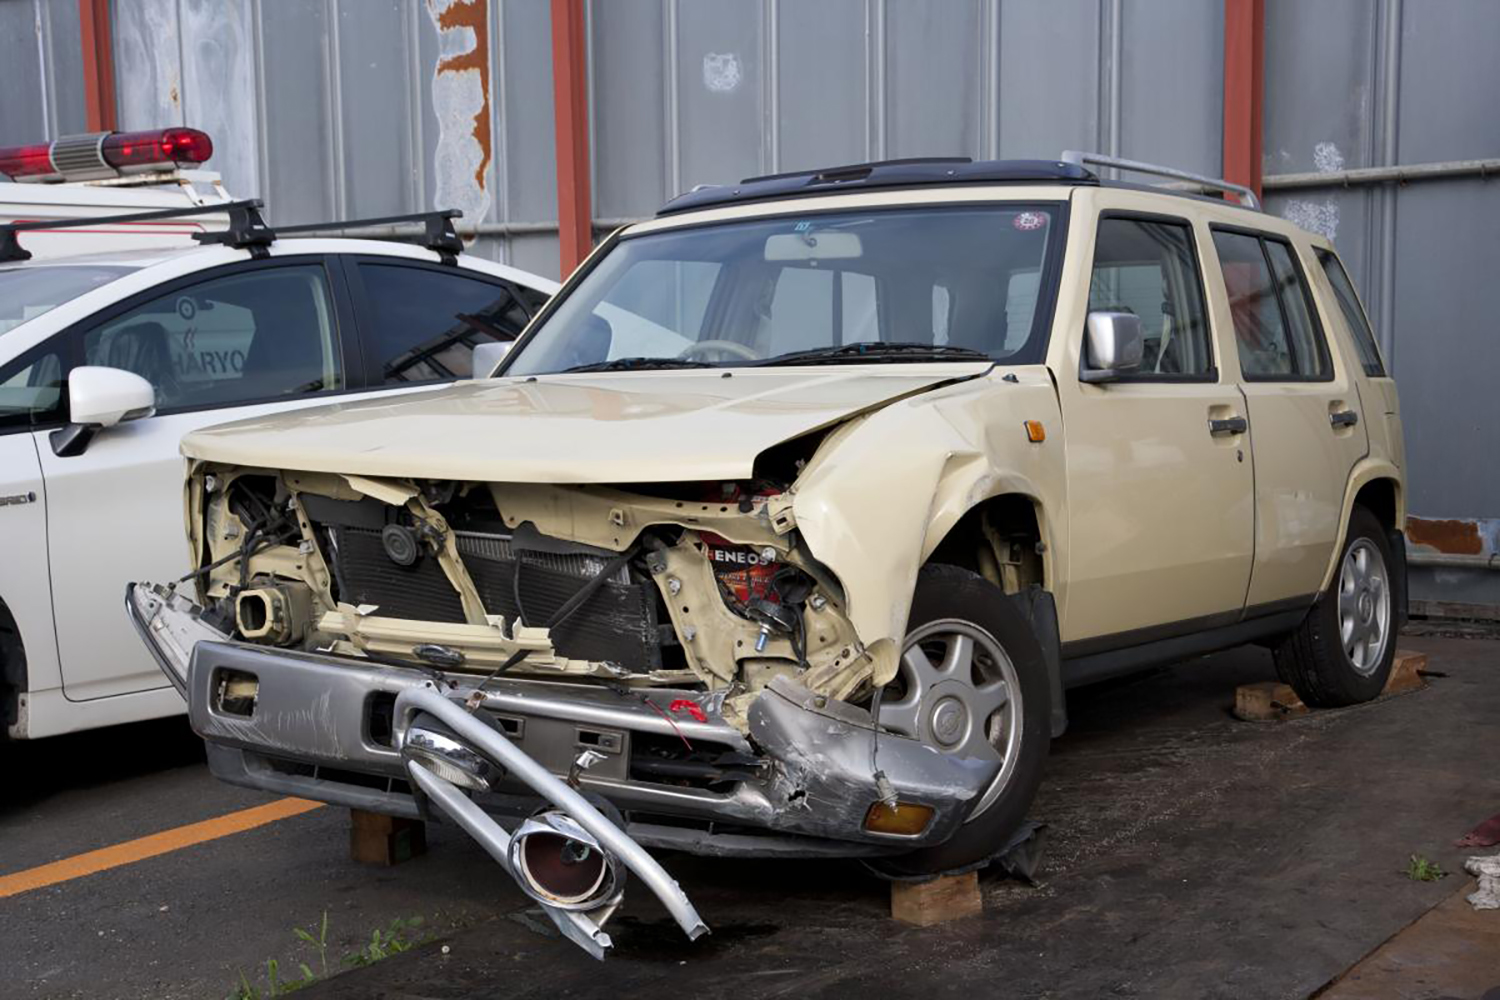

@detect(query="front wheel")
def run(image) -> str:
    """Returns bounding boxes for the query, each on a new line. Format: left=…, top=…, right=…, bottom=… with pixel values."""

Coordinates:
left=870, top=564, right=1051, bottom=876
left=1274, top=506, right=1398, bottom=707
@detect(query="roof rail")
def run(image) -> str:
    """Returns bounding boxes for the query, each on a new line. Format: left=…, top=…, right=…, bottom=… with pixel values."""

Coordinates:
left=0, top=197, right=256, bottom=264
left=1060, top=150, right=1260, bottom=210
left=199, top=208, right=466, bottom=263
left=658, top=157, right=1095, bottom=216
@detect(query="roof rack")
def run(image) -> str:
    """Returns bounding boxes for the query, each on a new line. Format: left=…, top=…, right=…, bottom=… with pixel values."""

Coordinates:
left=197, top=207, right=465, bottom=263
left=1060, top=150, right=1260, bottom=210
left=0, top=199, right=468, bottom=265
left=657, top=157, right=1096, bottom=216
left=0, top=198, right=260, bottom=264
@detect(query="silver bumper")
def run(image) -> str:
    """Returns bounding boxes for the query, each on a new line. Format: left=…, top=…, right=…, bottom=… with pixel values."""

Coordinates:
left=128, top=581, right=993, bottom=854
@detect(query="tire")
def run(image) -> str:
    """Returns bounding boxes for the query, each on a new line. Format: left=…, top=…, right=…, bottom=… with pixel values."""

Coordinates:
left=0, top=613, right=22, bottom=740
left=870, top=564, right=1051, bottom=876
left=1274, top=506, right=1398, bottom=708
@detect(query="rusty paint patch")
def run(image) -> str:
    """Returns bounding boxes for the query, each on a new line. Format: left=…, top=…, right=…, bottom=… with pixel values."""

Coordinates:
left=1406, top=516, right=1483, bottom=556
left=434, top=0, right=491, bottom=192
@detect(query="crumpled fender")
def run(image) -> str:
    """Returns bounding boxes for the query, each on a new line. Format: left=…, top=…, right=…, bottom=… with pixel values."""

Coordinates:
left=790, top=367, right=1066, bottom=686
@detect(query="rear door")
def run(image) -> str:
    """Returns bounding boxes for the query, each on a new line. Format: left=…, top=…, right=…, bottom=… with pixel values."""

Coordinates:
left=39, top=256, right=365, bottom=701
left=1054, top=201, right=1255, bottom=649
left=342, top=257, right=544, bottom=386
left=1207, top=228, right=1369, bottom=607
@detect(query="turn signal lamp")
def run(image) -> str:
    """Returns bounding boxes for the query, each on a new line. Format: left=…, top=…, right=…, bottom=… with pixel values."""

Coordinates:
left=1023, top=420, right=1046, bottom=443
left=864, top=800, right=935, bottom=836
left=0, top=128, right=214, bottom=183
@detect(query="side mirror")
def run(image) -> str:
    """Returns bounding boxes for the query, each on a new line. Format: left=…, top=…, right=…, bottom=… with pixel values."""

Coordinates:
left=51, top=366, right=156, bottom=457
left=470, top=340, right=513, bottom=379
left=1081, top=311, right=1144, bottom=384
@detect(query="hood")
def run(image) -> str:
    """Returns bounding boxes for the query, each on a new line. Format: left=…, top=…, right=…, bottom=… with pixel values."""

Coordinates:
left=182, top=365, right=988, bottom=482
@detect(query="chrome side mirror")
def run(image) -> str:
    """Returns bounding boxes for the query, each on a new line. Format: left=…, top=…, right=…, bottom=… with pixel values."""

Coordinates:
left=470, top=340, right=513, bottom=379
left=1081, top=311, right=1144, bottom=384
left=52, top=366, right=156, bottom=457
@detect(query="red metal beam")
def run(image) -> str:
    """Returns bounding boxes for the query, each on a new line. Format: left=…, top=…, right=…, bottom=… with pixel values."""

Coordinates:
left=1222, top=0, right=1264, bottom=200
left=78, top=0, right=118, bottom=133
left=550, top=0, right=592, bottom=276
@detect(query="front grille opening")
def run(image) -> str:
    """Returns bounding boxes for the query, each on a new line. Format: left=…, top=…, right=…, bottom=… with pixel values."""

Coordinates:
left=367, top=692, right=396, bottom=748
left=628, top=733, right=760, bottom=792
left=266, top=755, right=411, bottom=796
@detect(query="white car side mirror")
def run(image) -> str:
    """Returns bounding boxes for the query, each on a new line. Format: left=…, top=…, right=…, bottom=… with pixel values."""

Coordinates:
left=69, top=366, right=156, bottom=427
left=51, top=366, right=156, bottom=458
left=470, top=340, right=513, bottom=379
left=1081, top=311, right=1144, bottom=384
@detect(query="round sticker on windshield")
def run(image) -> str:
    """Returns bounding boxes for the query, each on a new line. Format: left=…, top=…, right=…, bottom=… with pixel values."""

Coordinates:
left=1013, top=212, right=1047, bottom=231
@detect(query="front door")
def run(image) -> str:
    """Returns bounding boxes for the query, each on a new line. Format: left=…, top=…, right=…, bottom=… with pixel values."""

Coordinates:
left=1054, top=205, right=1255, bottom=647
left=40, top=260, right=356, bottom=700
left=1208, top=228, right=1369, bottom=607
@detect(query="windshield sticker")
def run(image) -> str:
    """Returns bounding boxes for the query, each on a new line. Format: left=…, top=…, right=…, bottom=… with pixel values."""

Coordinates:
left=1013, top=212, right=1048, bottom=231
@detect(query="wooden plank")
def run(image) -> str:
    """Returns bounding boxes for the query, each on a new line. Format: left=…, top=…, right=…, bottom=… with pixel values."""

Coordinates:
left=349, top=809, right=427, bottom=867
left=890, top=871, right=982, bottom=926
left=1234, top=680, right=1308, bottom=721
left=1384, top=650, right=1428, bottom=695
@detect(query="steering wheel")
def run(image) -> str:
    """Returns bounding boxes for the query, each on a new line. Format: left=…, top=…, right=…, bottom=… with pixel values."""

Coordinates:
left=679, top=339, right=759, bottom=362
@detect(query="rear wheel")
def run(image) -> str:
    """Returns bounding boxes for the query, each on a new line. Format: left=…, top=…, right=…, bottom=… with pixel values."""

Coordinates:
left=1274, top=507, right=1397, bottom=707
left=870, top=565, right=1051, bottom=876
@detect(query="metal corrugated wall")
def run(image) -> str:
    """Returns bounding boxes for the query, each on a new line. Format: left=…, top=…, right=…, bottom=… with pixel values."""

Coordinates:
left=0, top=0, right=1494, bottom=607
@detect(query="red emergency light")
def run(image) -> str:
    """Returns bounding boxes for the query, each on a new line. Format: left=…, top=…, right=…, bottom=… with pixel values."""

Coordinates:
left=0, top=128, right=214, bottom=183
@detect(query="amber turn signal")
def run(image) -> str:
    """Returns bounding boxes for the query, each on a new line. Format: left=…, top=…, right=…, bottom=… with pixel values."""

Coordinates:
left=1023, top=420, right=1046, bottom=443
left=864, top=800, right=935, bottom=836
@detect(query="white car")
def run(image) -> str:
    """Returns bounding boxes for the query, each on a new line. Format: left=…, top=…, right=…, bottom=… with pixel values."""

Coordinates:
left=0, top=197, right=557, bottom=740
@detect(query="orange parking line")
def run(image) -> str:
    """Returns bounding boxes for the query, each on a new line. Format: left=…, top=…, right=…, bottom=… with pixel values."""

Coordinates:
left=0, top=797, right=324, bottom=899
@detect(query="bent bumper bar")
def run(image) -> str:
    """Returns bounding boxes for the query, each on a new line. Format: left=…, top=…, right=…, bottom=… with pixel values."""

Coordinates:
left=128, top=580, right=996, bottom=867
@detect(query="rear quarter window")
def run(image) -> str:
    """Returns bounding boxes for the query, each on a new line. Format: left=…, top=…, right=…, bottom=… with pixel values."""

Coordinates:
left=1315, top=249, right=1386, bottom=377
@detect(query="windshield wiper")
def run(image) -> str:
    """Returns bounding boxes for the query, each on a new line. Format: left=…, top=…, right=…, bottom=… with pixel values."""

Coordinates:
left=558, top=356, right=719, bottom=374
left=753, top=342, right=993, bottom=367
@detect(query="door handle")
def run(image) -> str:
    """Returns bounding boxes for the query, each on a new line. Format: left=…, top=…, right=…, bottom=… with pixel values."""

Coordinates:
left=1329, top=409, right=1359, bottom=428
left=1208, top=416, right=1248, bottom=436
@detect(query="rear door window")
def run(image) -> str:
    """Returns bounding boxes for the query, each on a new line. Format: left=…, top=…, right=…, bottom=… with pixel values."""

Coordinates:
left=1211, top=230, right=1331, bottom=381
left=1316, top=249, right=1385, bottom=377
left=353, top=262, right=538, bottom=384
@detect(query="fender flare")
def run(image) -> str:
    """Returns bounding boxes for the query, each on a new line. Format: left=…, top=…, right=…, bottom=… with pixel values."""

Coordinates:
left=1318, top=458, right=1404, bottom=594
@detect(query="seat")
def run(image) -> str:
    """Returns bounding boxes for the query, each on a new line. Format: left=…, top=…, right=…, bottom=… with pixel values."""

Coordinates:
left=103, top=320, right=181, bottom=403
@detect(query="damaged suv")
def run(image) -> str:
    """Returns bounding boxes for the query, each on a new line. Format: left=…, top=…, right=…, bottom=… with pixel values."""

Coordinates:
left=130, top=153, right=1406, bottom=956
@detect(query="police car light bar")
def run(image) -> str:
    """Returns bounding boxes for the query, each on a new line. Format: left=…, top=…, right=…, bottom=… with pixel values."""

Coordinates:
left=0, top=128, right=214, bottom=183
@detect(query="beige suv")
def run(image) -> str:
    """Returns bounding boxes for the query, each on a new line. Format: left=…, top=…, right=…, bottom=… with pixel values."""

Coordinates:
left=130, top=152, right=1404, bottom=957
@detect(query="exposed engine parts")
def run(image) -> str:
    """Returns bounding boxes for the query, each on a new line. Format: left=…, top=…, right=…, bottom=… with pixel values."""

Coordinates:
left=188, top=467, right=872, bottom=728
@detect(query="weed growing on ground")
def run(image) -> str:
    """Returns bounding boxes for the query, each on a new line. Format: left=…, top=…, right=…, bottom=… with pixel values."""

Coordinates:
left=226, top=912, right=428, bottom=999
left=1404, top=854, right=1447, bottom=882
left=342, top=916, right=426, bottom=968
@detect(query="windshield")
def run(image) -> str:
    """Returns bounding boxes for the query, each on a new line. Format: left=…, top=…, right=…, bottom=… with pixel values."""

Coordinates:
left=0, top=265, right=134, bottom=335
left=505, top=204, right=1064, bottom=375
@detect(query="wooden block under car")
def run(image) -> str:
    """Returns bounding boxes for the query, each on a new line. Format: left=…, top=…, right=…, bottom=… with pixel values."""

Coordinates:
left=1234, top=681, right=1309, bottom=721
left=890, top=871, right=983, bottom=926
left=349, top=809, right=427, bottom=866
left=1383, top=650, right=1428, bottom=695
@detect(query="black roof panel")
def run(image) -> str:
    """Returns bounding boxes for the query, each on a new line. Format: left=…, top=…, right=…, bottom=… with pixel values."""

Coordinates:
left=656, top=157, right=1097, bottom=216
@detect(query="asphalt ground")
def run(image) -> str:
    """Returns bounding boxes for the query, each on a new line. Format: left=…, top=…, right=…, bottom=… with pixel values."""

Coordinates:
left=1, top=634, right=1496, bottom=1000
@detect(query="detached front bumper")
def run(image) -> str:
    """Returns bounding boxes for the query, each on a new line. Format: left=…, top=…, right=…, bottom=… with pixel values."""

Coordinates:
left=128, top=583, right=993, bottom=860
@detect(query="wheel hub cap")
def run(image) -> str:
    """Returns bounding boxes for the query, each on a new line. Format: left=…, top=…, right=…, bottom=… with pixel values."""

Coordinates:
left=1338, top=538, right=1391, bottom=676
left=879, top=620, right=1023, bottom=823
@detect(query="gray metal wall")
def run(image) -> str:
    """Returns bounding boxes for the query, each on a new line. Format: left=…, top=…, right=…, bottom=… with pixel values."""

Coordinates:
left=0, top=0, right=1494, bottom=606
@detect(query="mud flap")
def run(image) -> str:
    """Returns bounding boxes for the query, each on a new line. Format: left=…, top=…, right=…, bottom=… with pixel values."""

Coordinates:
left=393, top=684, right=709, bottom=959
left=1004, top=587, right=1066, bottom=738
